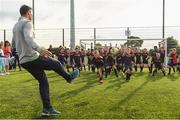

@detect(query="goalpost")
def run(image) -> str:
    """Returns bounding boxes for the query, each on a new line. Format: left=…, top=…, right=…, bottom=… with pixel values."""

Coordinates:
left=80, top=38, right=167, bottom=66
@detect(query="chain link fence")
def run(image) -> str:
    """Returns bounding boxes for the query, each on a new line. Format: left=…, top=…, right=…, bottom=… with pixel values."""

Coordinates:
left=0, top=26, right=180, bottom=48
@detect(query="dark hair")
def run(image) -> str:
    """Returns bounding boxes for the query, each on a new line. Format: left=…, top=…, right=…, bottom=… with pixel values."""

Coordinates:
left=20, top=5, right=32, bottom=16
left=4, top=41, right=10, bottom=47
left=154, top=46, right=158, bottom=49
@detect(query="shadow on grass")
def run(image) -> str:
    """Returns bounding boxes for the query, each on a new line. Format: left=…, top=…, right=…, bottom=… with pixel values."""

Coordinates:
left=32, top=115, right=58, bottom=119
left=133, top=72, right=147, bottom=78
left=47, top=72, right=59, bottom=78
left=58, top=72, right=97, bottom=99
left=106, top=71, right=148, bottom=91
left=110, top=80, right=149, bottom=111
left=166, top=73, right=179, bottom=81
left=73, top=72, right=97, bottom=84
left=144, top=73, right=166, bottom=81
left=9, top=70, right=28, bottom=76
left=74, top=101, right=90, bottom=108
left=21, top=78, right=35, bottom=83
left=105, top=78, right=127, bottom=90
left=21, top=72, right=60, bottom=83
left=107, top=71, right=125, bottom=81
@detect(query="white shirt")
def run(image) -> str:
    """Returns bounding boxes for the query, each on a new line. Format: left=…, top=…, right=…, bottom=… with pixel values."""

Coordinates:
left=0, top=49, right=4, bottom=56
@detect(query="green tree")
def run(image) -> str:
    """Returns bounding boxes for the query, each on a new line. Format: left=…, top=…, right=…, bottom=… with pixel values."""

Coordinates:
left=176, top=46, right=180, bottom=54
left=75, top=45, right=80, bottom=49
left=124, top=36, right=143, bottom=48
left=80, top=44, right=85, bottom=50
left=95, top=43, right=102, bottom=49
left=167, top=36, right=178, bottom=52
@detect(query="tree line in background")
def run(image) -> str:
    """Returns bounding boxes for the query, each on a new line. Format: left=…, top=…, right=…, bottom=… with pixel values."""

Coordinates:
left=167, top=36, right=180, bottom=54
left=51, top=36, right=180, bottom=54
left=94, top=36, right=180, bottom=54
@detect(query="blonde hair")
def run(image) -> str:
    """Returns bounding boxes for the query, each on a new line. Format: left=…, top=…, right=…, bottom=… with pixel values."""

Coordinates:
left=173, top=48, right=176, bottom=51
left=93, top=50, right=99, bottom=55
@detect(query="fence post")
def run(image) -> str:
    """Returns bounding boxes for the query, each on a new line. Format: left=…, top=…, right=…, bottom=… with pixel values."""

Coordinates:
left=62, top=28, right=65, bottom=46
left=4, top=29, right=6, bottom=42
left=94, top=28, right=96, bottom=49
left=165, top=38, right=168, bottom=67
left=79, top=39, right=81, bottom=50
left=91, top=42, right=93, bottom=50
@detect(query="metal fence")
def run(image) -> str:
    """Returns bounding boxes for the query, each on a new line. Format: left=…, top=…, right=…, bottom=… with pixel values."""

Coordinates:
left=0, top=26, right=180, bottom=48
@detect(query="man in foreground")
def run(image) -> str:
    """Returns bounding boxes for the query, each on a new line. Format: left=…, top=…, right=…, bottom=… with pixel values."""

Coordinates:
left=12, top=5, right=79, bottom=116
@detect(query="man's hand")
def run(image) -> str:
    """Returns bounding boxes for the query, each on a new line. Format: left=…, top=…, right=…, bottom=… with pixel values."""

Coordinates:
left=41, top=50, right=52, bottom=58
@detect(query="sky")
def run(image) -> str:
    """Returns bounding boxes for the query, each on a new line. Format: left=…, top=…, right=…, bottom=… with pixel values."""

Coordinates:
left=0, top=0, right=180, bottom=48
left=0, top=0, right=180, bottom=28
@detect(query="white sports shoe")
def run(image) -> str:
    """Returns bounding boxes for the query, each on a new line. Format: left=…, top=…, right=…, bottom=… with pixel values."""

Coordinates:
left=6, top=72, right=10, bottom=75
left=0, top=73, right=6, bottom=76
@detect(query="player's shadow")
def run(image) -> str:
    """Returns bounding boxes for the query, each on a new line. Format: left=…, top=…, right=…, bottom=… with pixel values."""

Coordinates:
left=109, top=80, right=149, bottom=111
left=58, top=72, right=97, bottom=99
left=144, top=72, right=166, bottom=81
left=73, top=72, right=96, bottom=84
left=47, top=72, right=59, bottom=78
left=21, top=72, right=61, bottom=84
left=21, top=78, right=35, bottom=83
left=74, top=101, right=90, bottom=108
left=32, top=115, right=58, bottom=119
left=166, top=73, right=179, bottom=81
left=133, top=72, right=146, bottom=78
left=105, top=78, right=127, bottom=90
left=9, top=70, right=26, bottom=75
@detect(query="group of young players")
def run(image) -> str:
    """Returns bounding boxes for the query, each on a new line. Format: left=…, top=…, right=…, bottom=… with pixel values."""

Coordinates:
left=48, top=45, right=180, bottom=83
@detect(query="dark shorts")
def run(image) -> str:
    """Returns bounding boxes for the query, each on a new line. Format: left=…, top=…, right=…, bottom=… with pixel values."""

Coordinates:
left=136, top=60, right=141, bottom=64
left=124, top=64, right=132, bottom=71
left=74, top=62, right=81, bottom=68
left=81, top=57, right=85, bottom=63
left=155, top=62, right=163, bottom=69
left=95, top=60, right=104, bottom=68
left=143, top=60, right=148, bottom=64
left=116, top=63, right=123, bottom=66
left=88, top=59, right=92, bottom=64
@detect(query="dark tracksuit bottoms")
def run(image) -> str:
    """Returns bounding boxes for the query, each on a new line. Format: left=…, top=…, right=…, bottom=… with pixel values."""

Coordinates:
left=21, top=56, right=73, bottom=109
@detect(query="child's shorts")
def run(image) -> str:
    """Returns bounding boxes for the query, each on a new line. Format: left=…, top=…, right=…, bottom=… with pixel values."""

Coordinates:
left=0, top=57, right=5, bottom=70
left=4, top=57, right=9, bottom=66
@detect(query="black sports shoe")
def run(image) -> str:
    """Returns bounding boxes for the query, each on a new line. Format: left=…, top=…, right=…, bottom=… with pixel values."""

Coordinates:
left=42, top=108, right=61, bottom=116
